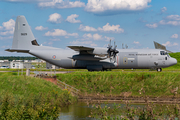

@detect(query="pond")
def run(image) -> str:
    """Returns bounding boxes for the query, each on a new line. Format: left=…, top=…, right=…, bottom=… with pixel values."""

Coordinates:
left=58, top=102, right=145, bottom=120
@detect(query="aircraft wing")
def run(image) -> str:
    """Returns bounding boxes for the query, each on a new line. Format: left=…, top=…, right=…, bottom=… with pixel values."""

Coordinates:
left=67, top=46, right=94, bottom=52
left=68, top=46, right=108, bottom=60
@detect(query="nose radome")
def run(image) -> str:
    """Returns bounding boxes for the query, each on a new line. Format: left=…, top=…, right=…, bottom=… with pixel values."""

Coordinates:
left=170, top=58, right=177, bottom=66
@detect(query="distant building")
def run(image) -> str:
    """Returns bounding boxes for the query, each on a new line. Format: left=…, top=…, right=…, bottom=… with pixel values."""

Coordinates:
left=0, top=61, right=10, bottom=68
left=31, top=59, right=46, bottom=63
left=10, top=61, right=32, bottom=69
left=0, top=60, right=9, bottom=62
left=46, top=62, right=60, bottom=69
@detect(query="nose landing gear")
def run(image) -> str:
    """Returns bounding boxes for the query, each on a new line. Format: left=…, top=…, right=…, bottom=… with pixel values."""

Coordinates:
left=157, top=68, right=162, bottom=72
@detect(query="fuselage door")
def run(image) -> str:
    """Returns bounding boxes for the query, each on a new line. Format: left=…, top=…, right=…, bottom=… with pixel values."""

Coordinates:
left=119, top=52, right=138, bottom=69
left=123, top=57, right=128, bottom=65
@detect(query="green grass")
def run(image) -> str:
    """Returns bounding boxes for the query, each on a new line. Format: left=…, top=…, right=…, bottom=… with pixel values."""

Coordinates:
left=0, top=72, right=77, bottom=119
left=0, top=72, right=62, bottom=98
left=163, top=52, right=180, bottom=70
left=56, top=71, right=180, bottom=97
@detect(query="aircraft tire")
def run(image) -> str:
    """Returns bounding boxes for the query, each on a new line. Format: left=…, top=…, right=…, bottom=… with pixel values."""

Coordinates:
left=157, top=68, right=162, bottom=72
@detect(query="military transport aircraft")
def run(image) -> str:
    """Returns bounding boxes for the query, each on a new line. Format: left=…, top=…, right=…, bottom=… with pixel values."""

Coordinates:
left=6, top=16, right=177, bottom=71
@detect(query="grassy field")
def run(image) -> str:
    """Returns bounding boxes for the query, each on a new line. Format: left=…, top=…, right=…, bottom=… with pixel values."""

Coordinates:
left=56, top=71, right=180, bottom=97
left=0, top=72, right=77, bottom=119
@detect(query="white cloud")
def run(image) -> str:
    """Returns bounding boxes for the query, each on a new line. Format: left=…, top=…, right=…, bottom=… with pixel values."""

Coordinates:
left=98, top=23, right=124, bottom=33
left=0, top=36, right=13, bottom=40
left=0, top=31, right=14, bottom=35
left=90, top=43, right=97, bottom=47
left=161, top=7, right=167, bottom=13
left=68, top=33, right=79, bottom=37
left=79, top=24, right=97, bottom=32
left=2, top=19, right=15, bottom=30
left=171, top=34, right=178, bottom=39
left=45, top=29, right=67, bottom=36
left=48, top=13, right=62, bottom=23
left=66, top=14, right=81, bottom=23
left=158, top=15, right=180, bottom=26
left=39, top=0, right=85, bottom=9
left=1, top=45, right=10, bottom=48
left=70, top=40, right=92, bottom=45
left=83, top=33, right=93, bottom=39
left=35, top=26, right=48, bottom=30
left=45, top=29, right=78, bottom=37
left=146, top=23, right=158, bottom=28
left=104, top=36, right=115, bottom=41
left=146, top=15, right=180, bottom=27
left=1, top=0, right=50, bottom=2
left=166, top=15, right=180, bottom=21
left=163, top=41, right=178, bottom=47
left=0, top=19, right=15, bottom=36
left=159, top=20, right=180, bottom=26
left=85, top=0, right=151, bottom=13
left=93, top=33, right=102, bottom=40
left=79, top=23, right=124, bottom=33
left=82, top=33, right=102, bottom=40
left=49, top=38, right=61, bottom=41
left=83, top=33, right=114, bottom=41
left=48, top=41, right=53, bottom=45
left=133, top=41, right=140, bottom=45
left=173, top=43, right=178, bottom=46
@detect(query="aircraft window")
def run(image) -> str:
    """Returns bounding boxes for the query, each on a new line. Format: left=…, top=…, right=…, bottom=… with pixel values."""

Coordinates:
left=23, top=24, right=26, bottom=26
left=165, top=57, right=167, bottom=60
left=31, top=40, right=39, bottom=46
left=160, top=51, right=168, bottom=55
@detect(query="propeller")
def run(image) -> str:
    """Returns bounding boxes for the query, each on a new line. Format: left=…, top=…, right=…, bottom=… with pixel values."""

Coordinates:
left=107, top=39, right=113, bottom=58
left=107, top=40, right=119, bottom=62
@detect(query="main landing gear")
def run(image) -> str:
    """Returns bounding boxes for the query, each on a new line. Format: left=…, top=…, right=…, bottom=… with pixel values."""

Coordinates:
left=157, top=68, right=162, bottom=72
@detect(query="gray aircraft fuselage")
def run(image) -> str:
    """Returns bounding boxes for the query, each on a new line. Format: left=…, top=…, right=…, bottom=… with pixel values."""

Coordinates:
left=28, top=46, right=177, bottom=71
left=6, top=16, right=177, bottom=71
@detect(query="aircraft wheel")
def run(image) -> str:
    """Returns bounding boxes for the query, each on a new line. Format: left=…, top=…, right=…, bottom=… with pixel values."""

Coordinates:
left=157, top=68, right=162, bottom=72
left=103, top=68, right=107, bottom=71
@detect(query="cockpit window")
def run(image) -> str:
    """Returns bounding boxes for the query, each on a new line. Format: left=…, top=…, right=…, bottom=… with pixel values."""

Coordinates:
left=160, top=51, right=170, bottom=57
left=160, top=51, right=165, bottom=55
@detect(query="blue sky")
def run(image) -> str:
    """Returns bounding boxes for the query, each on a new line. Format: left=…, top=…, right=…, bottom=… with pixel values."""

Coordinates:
left=0, top=0, right=180, bottom=56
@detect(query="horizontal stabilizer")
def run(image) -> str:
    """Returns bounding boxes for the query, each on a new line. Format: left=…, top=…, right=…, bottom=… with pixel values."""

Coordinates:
left=5, top=49, right=29, bottom=53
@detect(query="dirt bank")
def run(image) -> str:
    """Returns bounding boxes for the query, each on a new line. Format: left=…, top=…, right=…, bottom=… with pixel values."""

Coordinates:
left=78, top=95, right=180, bottom=104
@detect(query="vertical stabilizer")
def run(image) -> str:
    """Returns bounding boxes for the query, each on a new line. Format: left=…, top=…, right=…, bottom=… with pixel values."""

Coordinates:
left=12, top=16, right=38, bottom=50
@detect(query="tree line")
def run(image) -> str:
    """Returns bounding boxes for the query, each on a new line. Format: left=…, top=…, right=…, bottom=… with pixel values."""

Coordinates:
left=0, top=56, right=37, bottom=61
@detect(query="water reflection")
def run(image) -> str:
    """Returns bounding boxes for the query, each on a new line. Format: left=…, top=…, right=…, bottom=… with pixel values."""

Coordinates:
left=58, top=102, right=145, bottom=120
left=58, top=102, right=95, bottom=120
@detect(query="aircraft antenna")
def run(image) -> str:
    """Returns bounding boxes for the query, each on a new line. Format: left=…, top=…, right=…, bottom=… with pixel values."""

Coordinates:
left=125, top=44, right=128, bottom=49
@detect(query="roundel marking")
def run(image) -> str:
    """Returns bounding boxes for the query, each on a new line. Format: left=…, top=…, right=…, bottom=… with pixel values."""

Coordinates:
left=52, top=55, right=56, bottom=59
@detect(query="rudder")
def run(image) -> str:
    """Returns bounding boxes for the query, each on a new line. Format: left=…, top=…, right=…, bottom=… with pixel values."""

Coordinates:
left=12, top=16, right=39, bottom=50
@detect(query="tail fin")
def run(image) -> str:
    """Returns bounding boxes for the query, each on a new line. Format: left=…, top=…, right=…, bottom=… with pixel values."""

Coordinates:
left=7, top=16, right=39, bottom=52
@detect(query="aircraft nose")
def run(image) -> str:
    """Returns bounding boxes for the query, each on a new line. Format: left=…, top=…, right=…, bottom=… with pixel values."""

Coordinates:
left=169, top=58, right=177, bottom=66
